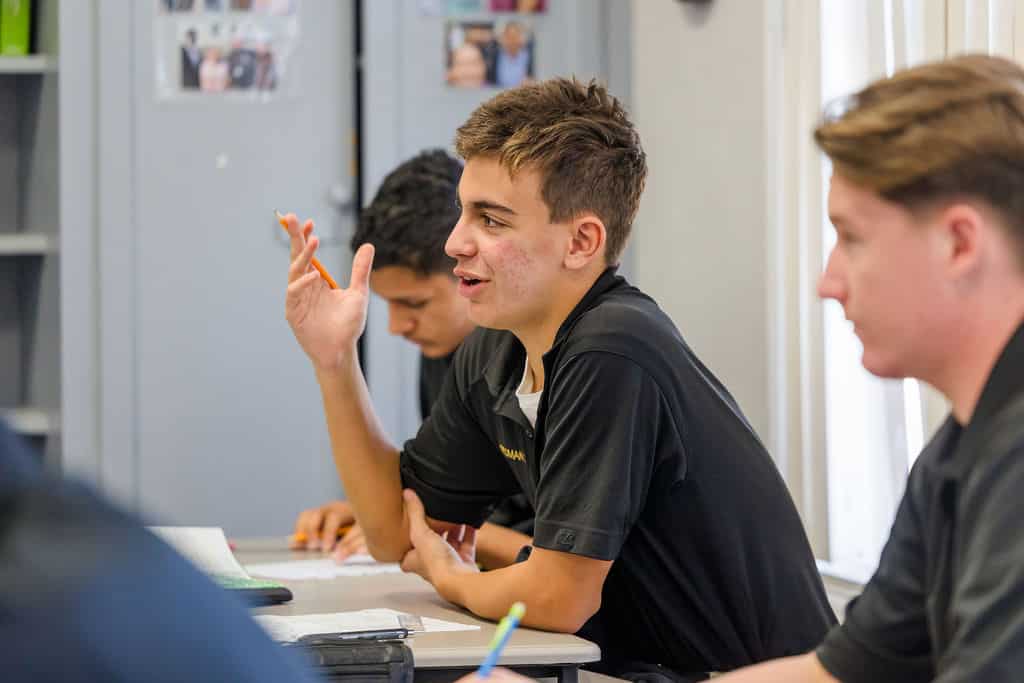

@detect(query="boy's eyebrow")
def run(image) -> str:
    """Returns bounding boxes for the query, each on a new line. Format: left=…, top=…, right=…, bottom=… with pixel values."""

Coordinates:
left=469, top=199, right=517, bottom=215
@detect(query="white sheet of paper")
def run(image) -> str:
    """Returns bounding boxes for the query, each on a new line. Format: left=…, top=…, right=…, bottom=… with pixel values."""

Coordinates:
left=254, top=607, right=480, bottom=642
left=149, top=526, right=249, bottom=579
left=245, top=556, right=403, bottom=580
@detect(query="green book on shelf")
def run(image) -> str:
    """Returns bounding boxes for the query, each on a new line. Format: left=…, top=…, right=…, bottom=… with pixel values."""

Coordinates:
left=0, top=0, right=33, bottom=56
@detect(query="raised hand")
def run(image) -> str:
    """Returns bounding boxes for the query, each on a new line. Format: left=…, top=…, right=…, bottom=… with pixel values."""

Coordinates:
left=282, top=212, right=375, bottom=372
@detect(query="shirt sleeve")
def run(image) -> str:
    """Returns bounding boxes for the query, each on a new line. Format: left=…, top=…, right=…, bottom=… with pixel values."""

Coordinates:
left=531, top=351, right=662, bottom=560
left=932, top=438, right=1024, bottom=681
left=815, top=462, right=934, bottom=683
left=400, top=357, right=521, bottom=528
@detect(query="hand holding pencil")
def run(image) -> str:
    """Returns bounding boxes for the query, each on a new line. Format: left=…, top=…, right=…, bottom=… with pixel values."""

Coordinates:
left=290, top=499, right=369, bottom=560
left=276, top=210, right=339, bottom=289
left=280, top=209, right=376, bottom=373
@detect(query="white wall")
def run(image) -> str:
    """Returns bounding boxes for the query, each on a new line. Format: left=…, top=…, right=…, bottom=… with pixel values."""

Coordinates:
left=631, top=0, right=775, bottom=442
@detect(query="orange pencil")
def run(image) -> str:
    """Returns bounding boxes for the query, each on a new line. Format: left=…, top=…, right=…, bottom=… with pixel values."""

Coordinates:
left=292, top=525, right=353, bottom=544
left=275, top=209, right=340, bottom=289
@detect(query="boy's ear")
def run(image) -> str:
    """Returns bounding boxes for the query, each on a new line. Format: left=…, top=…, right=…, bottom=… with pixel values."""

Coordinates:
left=938, top=203, right=983, bottom=280
left=564, top=214, right=606, bottom=270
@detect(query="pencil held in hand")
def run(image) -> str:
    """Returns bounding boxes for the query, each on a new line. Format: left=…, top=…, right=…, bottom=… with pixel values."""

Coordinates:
left=291, top=525, right=354, bottom=545
left=275, top=209, right=340, bottom=289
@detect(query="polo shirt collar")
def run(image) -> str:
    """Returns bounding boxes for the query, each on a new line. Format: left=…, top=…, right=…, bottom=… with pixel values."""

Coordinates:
left=940, top=319, right=1024, bottom=482
left=550, top=266, right=624, bottom=350
left=967, top=320, right=1024, bottom=429
left=480, top=266, right=624, bottom=426
left=482, top=335, right=529, bottom=428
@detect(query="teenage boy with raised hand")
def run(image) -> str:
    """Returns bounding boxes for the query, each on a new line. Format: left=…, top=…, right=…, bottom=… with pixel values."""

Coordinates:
left=282, top=78, right=834, bottom=680
left=289, top=149, right=535, bottom=570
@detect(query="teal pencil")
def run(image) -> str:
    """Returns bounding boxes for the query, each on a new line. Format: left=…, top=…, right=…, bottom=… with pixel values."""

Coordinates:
left=478, top=602, right=526, bottom=678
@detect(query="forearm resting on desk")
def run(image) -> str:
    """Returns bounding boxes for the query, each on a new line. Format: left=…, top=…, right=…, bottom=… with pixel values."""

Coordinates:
left=438, top=547, right=609, bottom=633
left=316, top=360, right=410, bottom=561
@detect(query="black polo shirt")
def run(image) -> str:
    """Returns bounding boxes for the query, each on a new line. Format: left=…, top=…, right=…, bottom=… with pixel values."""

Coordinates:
left=817, top=321, right=1024, bottom=682
left=400, top=268, right=835, bottom=676
left=419, top=353, right=454, bottom=421
left=420, top=351, right=535, bottom=535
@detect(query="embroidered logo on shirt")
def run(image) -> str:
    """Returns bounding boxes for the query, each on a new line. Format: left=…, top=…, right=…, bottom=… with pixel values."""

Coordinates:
left=555, top=529, right=576, bottom=548
left=499, top=443, right=526, bottom=463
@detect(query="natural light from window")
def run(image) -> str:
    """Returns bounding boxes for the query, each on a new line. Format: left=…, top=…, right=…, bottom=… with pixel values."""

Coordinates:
left=819, top=0, right=926, bottom=582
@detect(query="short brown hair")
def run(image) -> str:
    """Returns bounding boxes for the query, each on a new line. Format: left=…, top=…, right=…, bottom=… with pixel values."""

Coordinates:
left=455, top=77, right=647, bottom=264
left=814, top=54, right=1024, bottom=265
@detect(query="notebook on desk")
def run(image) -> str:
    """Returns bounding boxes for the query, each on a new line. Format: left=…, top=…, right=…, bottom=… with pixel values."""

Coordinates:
left=214, top=574, right=293, bottom=606
left=149, top=526, right=293, bottom=606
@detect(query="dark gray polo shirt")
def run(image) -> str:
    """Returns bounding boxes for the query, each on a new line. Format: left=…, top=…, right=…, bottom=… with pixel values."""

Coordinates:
left=400, top=268, right=835, bottom=676
left=817, top=322, right=1024, bottom=682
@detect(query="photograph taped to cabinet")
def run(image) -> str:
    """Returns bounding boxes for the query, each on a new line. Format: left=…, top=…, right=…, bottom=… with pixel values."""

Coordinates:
left=154, top=0, right=299, bottom=101
left=444, top=18, right=534, bottom=89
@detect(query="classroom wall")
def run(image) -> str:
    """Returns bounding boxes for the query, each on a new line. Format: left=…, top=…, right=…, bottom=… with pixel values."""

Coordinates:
left=631, top=0, right=776, bottom=444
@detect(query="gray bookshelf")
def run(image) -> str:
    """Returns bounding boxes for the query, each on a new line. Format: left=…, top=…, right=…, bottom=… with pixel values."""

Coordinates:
left=0, top=55, right=57, bottom=73
left=0, top=233, right=54, bottom=254
left=1, top=0, right=61, bottom=465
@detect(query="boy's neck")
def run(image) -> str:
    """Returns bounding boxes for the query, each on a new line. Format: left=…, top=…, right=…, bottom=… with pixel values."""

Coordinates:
left=513, top=269, right=604, bottom=393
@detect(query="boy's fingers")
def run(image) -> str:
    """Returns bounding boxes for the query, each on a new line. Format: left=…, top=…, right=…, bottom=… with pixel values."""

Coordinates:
left=290, top=511, right=314, bottom=549
left=403, top=489, right=432, bottom=538
left=321, top=510, right=344, bottom=551
left=283, top=213, right=306, bottom=261
left=286, top=269, right=322, bottom=303
left=349, top=243, right=375, bottom=294
left=333, top=527, right=368, bottom=562
left=294, top=508, right=325, bottom=550
left=288, top=237, right=318, bottom=284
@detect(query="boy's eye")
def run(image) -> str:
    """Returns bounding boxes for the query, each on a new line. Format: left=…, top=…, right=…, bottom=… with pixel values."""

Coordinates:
left=482, top=214, right=501, bottom=228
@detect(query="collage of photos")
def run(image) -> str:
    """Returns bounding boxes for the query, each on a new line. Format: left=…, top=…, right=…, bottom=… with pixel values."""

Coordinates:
left=156, top=0, right=299, bottom=99
left=421, top=0, right=545, bottom=89
left=445, top=19, right=535, bottom=89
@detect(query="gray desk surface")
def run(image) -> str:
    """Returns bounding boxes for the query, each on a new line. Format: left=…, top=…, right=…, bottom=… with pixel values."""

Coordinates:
left=236, top=538, right=601, bottom=672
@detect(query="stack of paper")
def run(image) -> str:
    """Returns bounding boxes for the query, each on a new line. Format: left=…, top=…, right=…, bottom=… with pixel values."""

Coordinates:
left=246, top=555, right=402, bottom=580
left=149, top=526, right=251, bottom=581
left=255, top=608, right=479, bottom=643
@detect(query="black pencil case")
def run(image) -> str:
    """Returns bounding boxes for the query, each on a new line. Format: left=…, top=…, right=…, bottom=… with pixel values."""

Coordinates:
left=286, top=638, right=414, bottom=683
